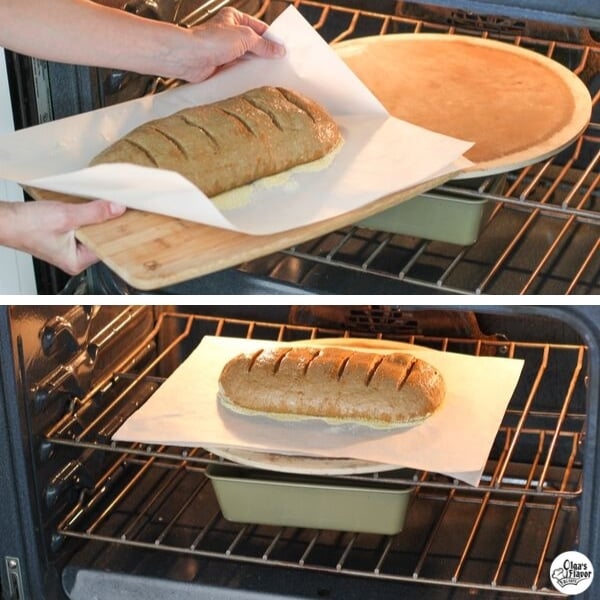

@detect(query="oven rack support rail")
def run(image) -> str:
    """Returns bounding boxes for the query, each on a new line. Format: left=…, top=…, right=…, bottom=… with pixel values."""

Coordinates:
left=36, top=310, right=590, bottom=597
left=222, top=0, right=599, bottom=295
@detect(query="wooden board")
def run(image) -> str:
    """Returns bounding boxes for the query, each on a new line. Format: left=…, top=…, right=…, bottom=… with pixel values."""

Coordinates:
left=27, top=169, right=457, bottom=290
left=204, top=446, right=397, bottom=476
left=335, top=34, right=592, bottom=177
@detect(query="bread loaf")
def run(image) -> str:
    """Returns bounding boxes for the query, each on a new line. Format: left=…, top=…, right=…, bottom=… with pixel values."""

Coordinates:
left=218, top=347, right=445, bottom=427
left=90, top=86, right=342, bottom=197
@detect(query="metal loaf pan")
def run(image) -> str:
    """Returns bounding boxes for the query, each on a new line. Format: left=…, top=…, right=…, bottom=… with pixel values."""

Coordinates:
left=357, top=175, right=505, bottom=246
left=207, top=464, right=414, bottom=535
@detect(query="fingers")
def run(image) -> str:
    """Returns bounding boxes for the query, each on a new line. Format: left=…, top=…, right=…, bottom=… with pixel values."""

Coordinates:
left=237, top=10, right=286, bottom=58
left=55, top=239, right=100, bottom=276
left=214, top=6, right=285, bottom=58
left=61, top=200, right=125, bottom=273
left=71, top=242, right=101, bottom=273
left=229, top=8, right=270, bottom=36
left=44, top=199, right=125, bottom=275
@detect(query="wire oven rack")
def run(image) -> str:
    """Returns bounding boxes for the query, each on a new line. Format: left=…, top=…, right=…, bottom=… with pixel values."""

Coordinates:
left=41, top=310, right=588, bottom=596
left=192, top=0, right=599, bottom=295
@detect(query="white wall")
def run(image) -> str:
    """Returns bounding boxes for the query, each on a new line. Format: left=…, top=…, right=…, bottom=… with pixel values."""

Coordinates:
left=0, top=47, right=37, bottom=294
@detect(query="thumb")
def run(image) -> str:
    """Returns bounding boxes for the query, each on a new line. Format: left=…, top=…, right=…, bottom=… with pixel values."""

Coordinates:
left=71, top=200, right=126, bottom=227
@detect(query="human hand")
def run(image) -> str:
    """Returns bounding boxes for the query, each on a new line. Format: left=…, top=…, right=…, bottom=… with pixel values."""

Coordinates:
left=0, top=3, right=285, bottom=91
left=0, top=199, right=126, bottom=275
left=175, top=7, right=285, bottom=82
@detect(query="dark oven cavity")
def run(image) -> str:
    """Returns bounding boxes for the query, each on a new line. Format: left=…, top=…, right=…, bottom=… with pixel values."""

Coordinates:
left=1, top=306, right=599, bottom=599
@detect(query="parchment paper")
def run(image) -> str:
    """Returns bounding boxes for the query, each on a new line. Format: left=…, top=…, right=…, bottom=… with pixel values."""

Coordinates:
left=113, top=336, right=525, bottom=486
left=0, top=7, right=473, bottom=235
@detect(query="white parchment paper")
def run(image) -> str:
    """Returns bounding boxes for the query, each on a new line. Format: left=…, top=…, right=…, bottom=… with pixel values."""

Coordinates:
left=0, top=7, right=473, bottom=235
left=113, top=336, right=525, bottom=486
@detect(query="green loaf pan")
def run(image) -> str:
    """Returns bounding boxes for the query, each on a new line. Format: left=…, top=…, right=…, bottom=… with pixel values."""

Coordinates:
left=357, top=175, right=505, bottom=246
left=207, top=464, right=414, bottom=535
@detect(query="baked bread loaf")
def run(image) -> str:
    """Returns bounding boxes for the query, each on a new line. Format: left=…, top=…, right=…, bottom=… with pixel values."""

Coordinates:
left=90, top=86, right=342, bottom=197
left=218, top=347, right=445, bottom=427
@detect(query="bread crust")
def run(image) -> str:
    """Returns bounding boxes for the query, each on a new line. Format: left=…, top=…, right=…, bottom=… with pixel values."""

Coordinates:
left=218, top=347, right=445, bottom=426
left=90, top=86, right=342, bottom=197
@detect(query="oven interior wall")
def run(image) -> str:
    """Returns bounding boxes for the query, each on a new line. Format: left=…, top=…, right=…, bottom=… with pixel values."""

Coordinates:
left=1, top=305, right=598, bottom=599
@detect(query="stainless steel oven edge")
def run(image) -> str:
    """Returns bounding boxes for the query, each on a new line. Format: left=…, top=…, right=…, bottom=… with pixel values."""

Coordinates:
left=405, top=0, right=600, bottom=28
left=0, top=306, right=159, bottom=600
left=0, top=307, right=49, bottom=598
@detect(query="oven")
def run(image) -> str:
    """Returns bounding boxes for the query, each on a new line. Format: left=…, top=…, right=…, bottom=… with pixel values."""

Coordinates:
left=0, top=304, right=599, bottom=599
left=3, top=0, right=599, bottom=295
